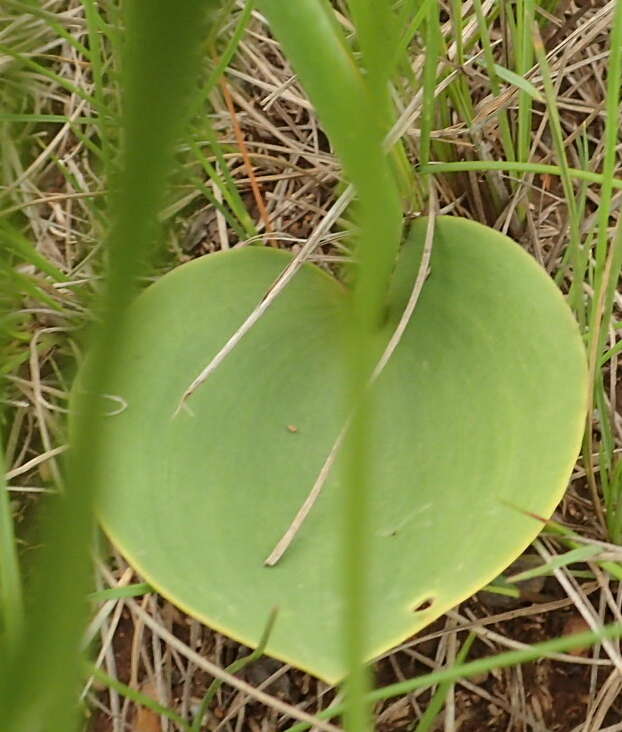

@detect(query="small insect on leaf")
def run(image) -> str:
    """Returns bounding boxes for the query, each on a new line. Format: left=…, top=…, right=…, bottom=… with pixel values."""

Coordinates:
left=287, top=424, right=298, bottom=433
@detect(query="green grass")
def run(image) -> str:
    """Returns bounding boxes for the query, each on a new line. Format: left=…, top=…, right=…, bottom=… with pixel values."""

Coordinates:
left=1, top=0, right=622, bottom=730
left=285, top=620, right=622, bottom=732
left=2, top=2, right=219, bottom=730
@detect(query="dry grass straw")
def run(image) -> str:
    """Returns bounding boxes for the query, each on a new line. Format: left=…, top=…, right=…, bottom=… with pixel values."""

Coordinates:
left=3, top=0, right=622, bottom=729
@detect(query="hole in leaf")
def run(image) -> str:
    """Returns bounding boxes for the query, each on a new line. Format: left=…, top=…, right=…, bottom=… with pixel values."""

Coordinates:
left=411, top=597, right=435, bottom=613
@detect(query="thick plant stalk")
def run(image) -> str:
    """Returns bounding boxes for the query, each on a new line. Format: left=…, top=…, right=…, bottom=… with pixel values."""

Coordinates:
left=254, top=3, right=403, bottom=729
left=0, top=3, right=218, bottom=730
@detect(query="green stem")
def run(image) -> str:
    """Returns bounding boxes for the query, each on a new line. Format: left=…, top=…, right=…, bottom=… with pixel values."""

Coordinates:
left=0, top=434, right=23, bottom=651
left=87, top=664, right=191, bottom=731
left=191, top=607, right=278, bottom=732
left=255, top=5, right=403, bottom=729
left=419, top=160, right=622, bottom=191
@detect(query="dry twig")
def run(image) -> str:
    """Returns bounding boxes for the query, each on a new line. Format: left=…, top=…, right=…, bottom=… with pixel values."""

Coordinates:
left=264, top=186, right=438, bottom=566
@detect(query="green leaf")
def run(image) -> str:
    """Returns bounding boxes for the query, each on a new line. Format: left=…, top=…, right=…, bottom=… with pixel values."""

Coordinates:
left=88, top=582, right=153, bottom=602
left=492, top=63, right=544, bottom=102
left=506, top=544, right=601, bottom=583
left=72, top=216, right=586, bottom=683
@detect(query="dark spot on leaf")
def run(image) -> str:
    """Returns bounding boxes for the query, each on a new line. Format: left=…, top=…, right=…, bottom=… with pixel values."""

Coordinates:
left=411, top=597, right=435, bottom=613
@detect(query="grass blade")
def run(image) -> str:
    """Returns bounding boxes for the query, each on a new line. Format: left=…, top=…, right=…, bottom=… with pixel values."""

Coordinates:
left=286, top=622, right=622, bottom=732
left=531, top=25, right=582, bottom=296
left=86, top=665, right=191, bottom=731
left=191, top=607, right=279, bottom=731
left=419, top=160, right=622, bottom=191
left=0, top=2, right=218, bottom=730
left=582, top=0, right=622, bottom=538
left=412, top=633, right=475, bottom=732
left=0, top=428, right=24, bottom=652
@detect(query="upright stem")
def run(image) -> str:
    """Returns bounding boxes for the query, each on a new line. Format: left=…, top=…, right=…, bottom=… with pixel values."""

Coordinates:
left=342, top=369, right=373, bottom=731
left=254, top=5, right=404, bottom=728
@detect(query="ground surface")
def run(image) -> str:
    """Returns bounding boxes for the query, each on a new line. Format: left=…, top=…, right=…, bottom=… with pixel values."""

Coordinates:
left=2, top=1, right=622, bottom=730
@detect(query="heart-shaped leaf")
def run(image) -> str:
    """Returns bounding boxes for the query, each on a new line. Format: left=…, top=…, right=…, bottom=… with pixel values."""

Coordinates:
left=72, top=216, right=586, bottom=682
